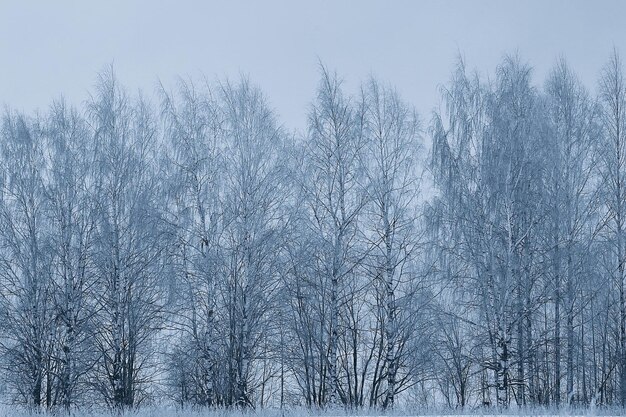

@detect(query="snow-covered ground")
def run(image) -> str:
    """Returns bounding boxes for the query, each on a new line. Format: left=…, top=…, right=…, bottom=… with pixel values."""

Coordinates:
left=0, top=408, right=623, bottom=417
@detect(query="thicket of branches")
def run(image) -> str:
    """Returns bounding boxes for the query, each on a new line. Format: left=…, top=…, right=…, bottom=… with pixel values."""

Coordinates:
left=2, top=51, right=626, bottom=413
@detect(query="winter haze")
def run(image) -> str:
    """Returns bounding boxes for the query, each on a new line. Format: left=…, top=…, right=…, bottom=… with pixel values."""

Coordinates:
left=1, top=1, right=626, bottom=416
left=2, top=1, right=626, bottom=130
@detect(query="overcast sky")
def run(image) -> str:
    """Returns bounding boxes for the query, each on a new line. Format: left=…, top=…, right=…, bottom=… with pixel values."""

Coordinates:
left=1, top=1, right=625, bottom=132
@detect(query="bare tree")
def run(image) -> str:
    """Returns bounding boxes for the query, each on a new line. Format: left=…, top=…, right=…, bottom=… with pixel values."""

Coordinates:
left=159, top=77, right=223, bottom=407
left=301, top=65, right=366, bottom=406
left=598, top=49, right=626, bottom=407
left=87, top=67, right=165, bottom=410
left=45, top=99, right=98, bottom=411
left=217, top=78, right=289, bottom=407
left=0, top=111, right=55, bottom=409
left=544, top=58, right=599, bottom=406
left=361, top=77, right=422, bottom=409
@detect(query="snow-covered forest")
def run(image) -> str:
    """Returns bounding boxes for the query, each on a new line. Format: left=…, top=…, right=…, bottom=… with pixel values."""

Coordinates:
left=2, top=50, right=626, bottom=415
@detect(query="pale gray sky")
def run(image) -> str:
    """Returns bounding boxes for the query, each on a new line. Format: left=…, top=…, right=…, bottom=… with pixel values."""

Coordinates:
left=1, top=1, right=625, bottom=131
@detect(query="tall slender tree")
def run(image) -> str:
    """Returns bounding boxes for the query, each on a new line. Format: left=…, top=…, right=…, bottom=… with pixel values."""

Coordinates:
left=598, top=49, right=626, bottom=407
left=361, top=78, right=422, bottom=409
left=88, top=68, right=165, bottom=410
left=303, top=66, right=366, bottom=406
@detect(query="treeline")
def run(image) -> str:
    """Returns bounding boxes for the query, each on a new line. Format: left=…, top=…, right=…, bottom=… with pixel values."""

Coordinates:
left=1, top=51, right=626, bottom=413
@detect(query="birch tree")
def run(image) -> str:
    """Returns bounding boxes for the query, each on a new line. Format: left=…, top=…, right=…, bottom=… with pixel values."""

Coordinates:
left=431, top=56, right=545, bottom=408
left=160, top=78, right=223, bottom=407
left=361, top=78, right=422, bottom=408
left=598, top=49, right=626, bottom=407
left=544, top=58, right=599, bottom=405
left=45, top=100, right=98, bottom=411
left=302, top=66, right=366, bottom=406
left=0, top=111, right=55, bottom=409
left=88, top=68, right=165, bottom=410
left=218, top=78, right=289, bottom=407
